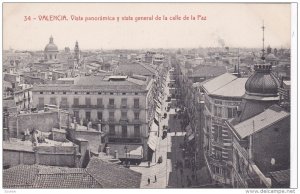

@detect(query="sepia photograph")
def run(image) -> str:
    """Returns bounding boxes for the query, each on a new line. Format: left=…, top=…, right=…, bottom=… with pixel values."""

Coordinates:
left=1, top=2, right=297, bottom=192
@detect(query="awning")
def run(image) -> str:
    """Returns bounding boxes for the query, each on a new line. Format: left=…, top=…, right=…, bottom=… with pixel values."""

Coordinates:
left=156, top=106, right=162, bottom=115
left=148, top=132, right=158, bottom=151
left=107, top=144, right=143, bottom=159
left=188, top=133, right=195, bottom=141
left=150, top=121, right=159, bottom=132
left=148, top=122, right=159, bottom=151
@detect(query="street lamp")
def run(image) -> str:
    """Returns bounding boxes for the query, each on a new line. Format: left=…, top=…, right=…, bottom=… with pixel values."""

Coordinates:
left=124, top=145, right=128, bottom=167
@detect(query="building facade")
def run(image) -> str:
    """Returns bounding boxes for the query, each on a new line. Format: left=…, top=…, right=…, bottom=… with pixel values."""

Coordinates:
left=32, top=75, right=155, bottom=160
left=201, top=73, right=247, bottom=185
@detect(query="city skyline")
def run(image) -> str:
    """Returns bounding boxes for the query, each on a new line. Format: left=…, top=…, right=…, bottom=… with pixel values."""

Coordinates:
left=3, top=3, right=291, bottom=50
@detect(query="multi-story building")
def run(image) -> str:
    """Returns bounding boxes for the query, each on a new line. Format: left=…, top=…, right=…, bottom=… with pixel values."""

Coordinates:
left=32, top=75, right=155, bottom=160
left=226, top=62, right=290, bottom=188
left=200, top=73, right=247, bottom=185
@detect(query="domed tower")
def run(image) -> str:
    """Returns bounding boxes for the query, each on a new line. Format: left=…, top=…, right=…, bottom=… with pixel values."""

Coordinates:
left=236, top=23, right=280, bottom=122
left=44, top=36, right=59, bottom=61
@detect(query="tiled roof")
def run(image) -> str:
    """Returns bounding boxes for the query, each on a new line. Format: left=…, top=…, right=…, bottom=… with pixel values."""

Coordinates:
left=233, top=105, right=290, bottom=139
left=190, top=65, right=227, bottom=77
left=3, top=165, right=102, bottom=188
left=3, top=165, right=38, bottom=188
left=116, top=62, right=157, bottom=76
left=86, top=157, right=142, bottom=188
left=33, top=166, right=101, bottom=188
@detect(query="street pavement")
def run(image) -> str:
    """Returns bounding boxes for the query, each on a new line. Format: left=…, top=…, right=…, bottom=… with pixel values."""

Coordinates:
left=130, top=69, right=201, bottom=188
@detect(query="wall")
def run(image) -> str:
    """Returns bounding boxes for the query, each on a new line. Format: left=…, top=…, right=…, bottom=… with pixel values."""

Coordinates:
left=253, top=116, right=290, bottom=173
left=3, top=146, right=77, bottom=168
left=7, top=111, right=70, bottom=139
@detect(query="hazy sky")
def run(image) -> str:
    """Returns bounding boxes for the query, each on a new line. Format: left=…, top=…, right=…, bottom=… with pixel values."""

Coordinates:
left=3, top=3, right=291, bottom=50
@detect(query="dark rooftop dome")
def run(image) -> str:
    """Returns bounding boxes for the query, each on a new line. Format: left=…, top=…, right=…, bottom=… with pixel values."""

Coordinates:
left=44, top=36, right=58, bottom=52
left=245, top=63, right=280, bottom=97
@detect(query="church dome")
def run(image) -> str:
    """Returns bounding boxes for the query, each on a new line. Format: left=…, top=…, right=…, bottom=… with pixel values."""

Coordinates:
left=265, top=53, right=278, bottom=61
left=245, top=64, right=280, bottom=97
left=44, top=36, right=58, bottom=52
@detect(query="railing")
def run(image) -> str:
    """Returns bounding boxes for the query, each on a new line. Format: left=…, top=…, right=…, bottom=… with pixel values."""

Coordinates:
left=107, top=104, right=116, bottom=109
left=120, top=105, right=128, bottom=109
left=72, top=104, right=104, bottom=109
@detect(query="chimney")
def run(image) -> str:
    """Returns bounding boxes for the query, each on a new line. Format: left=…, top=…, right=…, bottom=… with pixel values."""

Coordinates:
left=73, top=117, right=76, bottom=123
left=106, top=146, right=110, bottom=156
left=97, top=124, right=101, bottom=132
left=74, top=122, right=78, bottom=131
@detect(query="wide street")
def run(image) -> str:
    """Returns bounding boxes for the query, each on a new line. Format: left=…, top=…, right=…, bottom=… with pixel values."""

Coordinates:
left=130, top=68, right=198, bottom=188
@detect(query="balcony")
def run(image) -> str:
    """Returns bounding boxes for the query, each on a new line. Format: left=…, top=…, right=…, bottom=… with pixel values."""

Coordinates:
left=120, top=105, right=128, bottom=109
left=107, top=104, right=116, bottom=109
left=119, top=118, right=129, bottom=124
left=59, top=104, right=69, bottom=109
left=108, top=118, right=116, bottom=123
left=133, top=105, right=140, bottom=109
left=72, top=104, right=104, bottom=109
left=107, top=136, right=142, bottom=144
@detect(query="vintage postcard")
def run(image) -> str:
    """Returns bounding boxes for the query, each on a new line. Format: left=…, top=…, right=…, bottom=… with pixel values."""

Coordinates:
left=1, top=2, right=297, bottom=192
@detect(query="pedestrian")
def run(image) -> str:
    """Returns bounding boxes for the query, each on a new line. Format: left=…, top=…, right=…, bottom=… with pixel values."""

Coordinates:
left=148, top=161, right=150, bottom=167
left=154, top=175, right=157, bottom=182
left=148, top=178, right=150, bottom=185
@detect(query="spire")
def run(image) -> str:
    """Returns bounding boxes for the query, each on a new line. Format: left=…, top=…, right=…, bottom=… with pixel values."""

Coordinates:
left=49, top=35, right=54, bottom=43
left=261, top=21, right=265, bottom=60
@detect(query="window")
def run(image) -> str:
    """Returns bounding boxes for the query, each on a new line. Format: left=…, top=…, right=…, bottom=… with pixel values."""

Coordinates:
left=214, top=106, right=222, bottom=117
left=215, top=146, right=222, bottom=160
left=73, top=111, right=79, bottom=121
left=63, top=92, right=66, bottom=95
left=214, top=166, right=222, bottom=175
left=51, top=92, right=55, bottom=94
left=110, top=92, right=114, bottom=95
left=61, top=97, right=68, bottom=105
left=38, top=97, right=44, bottom=106
left=75, top=92, right=78, bottom=94
left=97, top=98, right=103, bottom=106
left=85, top=111, right=91, bottom=121
left=134, top=125, right=140, bottom=137
left=122, top=125, right=127, bottom=137
left=109, top=112, right=114, bottom=120
left=135, top=93, right=139, bottom=95
left=121, top=98, right=127, bottom=107
left=122, top=93, right=126, bottom=95
left=227, top=107, right=237, bottom=118
left=85, top=97, right=91, bottom=106
left=73, top=98, right=79, bottom=105
left=109, top=98, right=114, bottom=105
left=40, top=92, right=43, bottom=94
left=97, top=112, right=103, bottom=120
left=134, top=112, right=139, bottom=120
left=98, top=92, right=102, bottom=95
left=213, top=125, right=223, bottom=142
left=134, top=98, right=139, bottom=108
left=121, top=111, right=127, bottom=119
left=86, top=92, right=90, bottom=95
left=109, top=125, right=115, bottom=135
left=50, top=97, right=57, bottom=105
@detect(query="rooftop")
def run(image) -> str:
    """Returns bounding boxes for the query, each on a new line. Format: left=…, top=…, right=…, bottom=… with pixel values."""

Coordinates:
left=232, top=105, right=290, bottom=139
left=190, top=65, right=227, bottom=78
left=33, top=75, right=152, bottom=92
left=202, top=73, right=246, bottom=98
left=86, top=157, right=142, bottom=188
